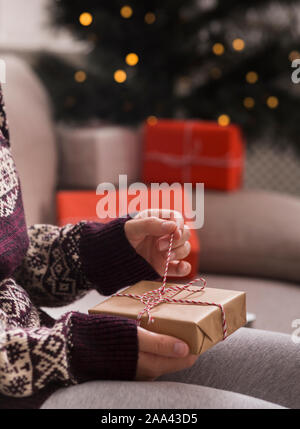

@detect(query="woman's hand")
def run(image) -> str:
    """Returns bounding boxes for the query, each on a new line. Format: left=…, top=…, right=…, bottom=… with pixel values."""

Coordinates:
left=136, top=327, right=198, bottom=380
left=125, top=209, right=197, bottom=378
left=124, top=209, right=192, bottom=277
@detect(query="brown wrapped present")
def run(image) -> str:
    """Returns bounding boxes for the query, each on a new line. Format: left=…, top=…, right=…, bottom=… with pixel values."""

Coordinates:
left=89, top=280, right=246, bottom=355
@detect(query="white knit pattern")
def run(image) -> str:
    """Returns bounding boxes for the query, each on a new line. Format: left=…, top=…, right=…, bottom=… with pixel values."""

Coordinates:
left=0, top=146, right=18, bottom=217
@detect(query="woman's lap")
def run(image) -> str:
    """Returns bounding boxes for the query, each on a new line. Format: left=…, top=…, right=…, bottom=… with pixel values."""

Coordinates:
left=41, top=380, right=282, bottom=409
left=41, top=328, right=299, bottom=409
left=158, top=327, right=300, bottom=409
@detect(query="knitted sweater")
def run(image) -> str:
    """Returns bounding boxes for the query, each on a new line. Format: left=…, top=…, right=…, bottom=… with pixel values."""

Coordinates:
left=0, top=86, right=158, bottom=409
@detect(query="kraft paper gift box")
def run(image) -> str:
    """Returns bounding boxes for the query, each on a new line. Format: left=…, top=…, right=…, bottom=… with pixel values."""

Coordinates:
left=56, top=187, right=200, bottom=279
left=89, top=281, right=246, bottom=355
left=142, top=119, right=245, bottom=191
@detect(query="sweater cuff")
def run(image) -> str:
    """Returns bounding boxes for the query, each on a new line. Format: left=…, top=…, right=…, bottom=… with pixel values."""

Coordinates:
left=79, top=216, right=159, bottom=295
left=69, top=312, right=138, bottom=383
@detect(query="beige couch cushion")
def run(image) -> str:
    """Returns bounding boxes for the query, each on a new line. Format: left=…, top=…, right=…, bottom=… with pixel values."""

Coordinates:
left=1, top=55, right=57, bottom=225
left=197, top=189, right=300, bottom=283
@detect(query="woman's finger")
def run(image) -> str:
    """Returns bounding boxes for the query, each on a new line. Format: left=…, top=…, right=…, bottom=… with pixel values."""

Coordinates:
left=136, top=352, right=199, bottom=381
left=135, top=209, right=184, bottom=240
left=168, top=242, right=191, bottom=261
left=157, top=224, right=191, bottom=252
left=125, top=216, right=177, bottom=241
left=166, top=260, right=192, bottom=277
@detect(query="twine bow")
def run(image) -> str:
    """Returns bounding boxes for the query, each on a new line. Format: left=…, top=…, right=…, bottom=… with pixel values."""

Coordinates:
left=112, top=232, right=228, bottom=340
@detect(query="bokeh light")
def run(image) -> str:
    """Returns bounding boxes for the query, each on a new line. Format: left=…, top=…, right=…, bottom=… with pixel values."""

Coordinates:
left=145, top=12, right=156, bottom=24
left=289, top=51, right=300, bottom=61
left=120, top=6, right=133, bottom=19
left=114, top=69, right=127, bottom=83
left=266, top=96, right=279, bottom=109
left=218, top=114, right=230, bottom=126
left=246, top=71, right=258, bottom=84
left=79, top=12, right=93, bottom=26
left=74, top=70, right=87, bottom=82
left=232, top=38, right=245, bottom=51
left=212, top=43, right=225, bottom=56
left=126, top=53, right=139, bottom=66
left=147, top=116, right=158, bottom=125
left=243, top=97, right=255, bottom=109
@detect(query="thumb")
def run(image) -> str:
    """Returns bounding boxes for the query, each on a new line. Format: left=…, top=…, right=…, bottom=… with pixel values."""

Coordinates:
left=126, top=217, right=177, bottom=240
left=138, top=327, right=190, bottom=357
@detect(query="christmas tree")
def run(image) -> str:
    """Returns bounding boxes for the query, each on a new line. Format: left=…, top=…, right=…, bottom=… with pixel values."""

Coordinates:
left=35, top=0, right=300, bottom=151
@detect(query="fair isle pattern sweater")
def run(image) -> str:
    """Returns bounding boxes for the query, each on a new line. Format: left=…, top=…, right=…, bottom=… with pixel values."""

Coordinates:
left=0, top=86, right=158, bottom=409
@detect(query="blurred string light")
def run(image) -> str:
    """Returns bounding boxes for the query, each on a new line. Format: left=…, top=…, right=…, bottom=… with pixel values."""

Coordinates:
left=120, top=5, right=133, bottom=18
left=212, top=43, right=224, bottom=55
left=232, top=38, right=245, bottom=51
left=74, top=70, right=87, bottom=82
left=289, top=50, right=300, bottom=61
left=218, top=114, right=230, bottom=126
left=79, top=12, right=93, bottom=26
left=246, top=71, right=258, bottom=84
left=147, top=115, right=158, bottom=125
left=145, top=12, right=156, bottom=24
left=243, top=97, right=255, bottom=109
left=266, top=96, right=279, bottom=109
left=126, top=53, right=139, bottom=66
left=114, top=69, right=127, bottom=83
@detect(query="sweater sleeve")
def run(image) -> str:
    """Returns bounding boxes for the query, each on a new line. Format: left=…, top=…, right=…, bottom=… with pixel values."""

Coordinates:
left=0, top=86, right=9, bottom=141
left=13, top=217, right=159, bottom=307
left=0, top=297, right=138, bottom=399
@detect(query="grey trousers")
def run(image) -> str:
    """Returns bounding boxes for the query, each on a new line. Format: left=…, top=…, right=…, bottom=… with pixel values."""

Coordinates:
left=41, top=328, right=300, bottom=409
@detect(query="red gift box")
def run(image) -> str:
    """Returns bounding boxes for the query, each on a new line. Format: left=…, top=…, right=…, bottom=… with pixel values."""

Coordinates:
left=142, top=119, right=245, bottom=191
left=56, top=188, right=200, bottom=279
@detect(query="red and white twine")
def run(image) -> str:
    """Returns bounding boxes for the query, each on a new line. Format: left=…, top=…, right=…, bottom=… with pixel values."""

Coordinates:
left=113, top=233, right=228, bottom=340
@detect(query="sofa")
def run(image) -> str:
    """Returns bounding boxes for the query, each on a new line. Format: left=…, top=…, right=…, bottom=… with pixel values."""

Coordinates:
left=2, top=54, right=300, bottom=337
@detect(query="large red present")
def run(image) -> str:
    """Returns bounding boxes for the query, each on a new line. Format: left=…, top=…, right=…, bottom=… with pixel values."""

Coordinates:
left=56, top=187, right=200, bottom=279
left=142, top=119, right=245, bottom=191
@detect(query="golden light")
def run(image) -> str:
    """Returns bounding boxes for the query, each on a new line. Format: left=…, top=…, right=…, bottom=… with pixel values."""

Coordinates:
left=218, top=114, right=230, bottom=126
left=266, top=96, right=279, bottom=109
left=74, top=70, right=87, bottom=83
left=147, top=116, right=158, bottom=126
left=79, top=12, right=93, bottom=26
left=114, top=69, right=127, bottom=83
left=126, top=53, right=139, bottom=66
left=246, top=71, right=258, bottom=84
left=232, top=38, right=245, bottom=51
left=120, top=5, right=133, bottom=18
left=212, top=43, right=224, bottom=56
left=210, top=67, right=222, bottom=79
left=145, top=12, right=156, bottom=24
left=243, top=97, right=255, bottom=109
left=289, top=51, right=300, bottom=61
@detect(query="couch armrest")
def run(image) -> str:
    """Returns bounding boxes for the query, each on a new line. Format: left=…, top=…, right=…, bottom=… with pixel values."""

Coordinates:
left=2, top=55, right=57, bottom=225
left=197, top=189, right=300, bottom=283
